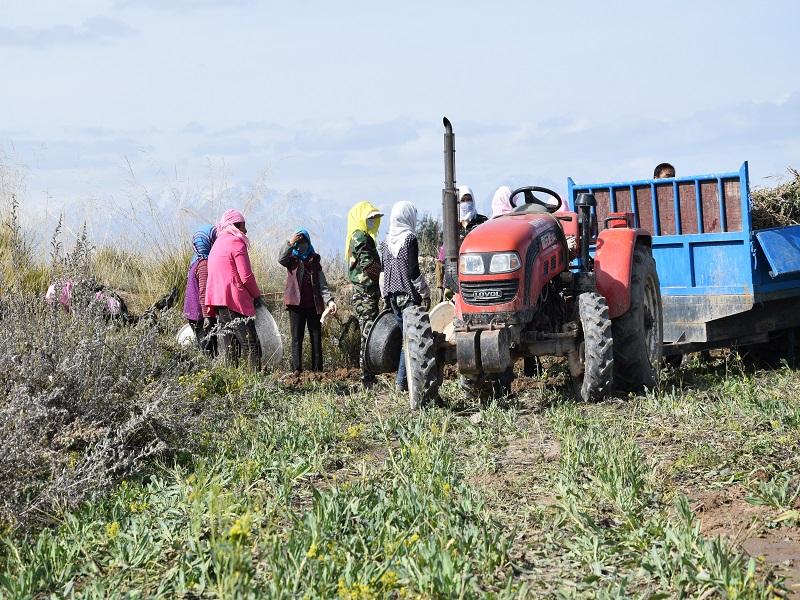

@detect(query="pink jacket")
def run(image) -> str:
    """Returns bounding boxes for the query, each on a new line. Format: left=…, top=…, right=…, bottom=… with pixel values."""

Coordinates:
left=206, top=233, right=262, bottom=317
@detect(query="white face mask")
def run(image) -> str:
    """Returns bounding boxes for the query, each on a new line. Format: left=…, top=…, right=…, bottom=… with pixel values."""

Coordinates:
left=459, top=200, right=475, bottom=223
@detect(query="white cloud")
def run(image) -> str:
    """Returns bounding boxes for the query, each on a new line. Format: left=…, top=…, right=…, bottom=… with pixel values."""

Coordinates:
left=114, top=0, right=255, bottom=13
left=5, top=95, right=800, bottom=253
left=0, top=16, right=135, bottom=48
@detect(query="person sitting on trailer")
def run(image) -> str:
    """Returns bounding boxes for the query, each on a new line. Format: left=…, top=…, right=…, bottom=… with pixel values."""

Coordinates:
left=653, top=162, right=714, bottom=365
left=654, top=163, right=676, bottom=179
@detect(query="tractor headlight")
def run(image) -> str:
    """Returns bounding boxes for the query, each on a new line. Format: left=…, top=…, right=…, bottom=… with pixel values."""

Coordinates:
left=489, top=252, right=521, bottom=273
left=459, top=253, right=485, bottom=275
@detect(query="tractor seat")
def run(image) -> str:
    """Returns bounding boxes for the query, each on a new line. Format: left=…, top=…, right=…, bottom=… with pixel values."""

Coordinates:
left=510, top=202, right=551, bottom=216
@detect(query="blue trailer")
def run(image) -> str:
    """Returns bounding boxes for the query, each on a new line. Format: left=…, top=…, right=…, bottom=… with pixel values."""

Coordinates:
left=568, top=163, right=800, bottom=360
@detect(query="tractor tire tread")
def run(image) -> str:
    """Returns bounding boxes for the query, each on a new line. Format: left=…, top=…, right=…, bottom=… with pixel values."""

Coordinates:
left=403, top=305, right=441, bottom=409
left=577, top=291, right=615, bottom=401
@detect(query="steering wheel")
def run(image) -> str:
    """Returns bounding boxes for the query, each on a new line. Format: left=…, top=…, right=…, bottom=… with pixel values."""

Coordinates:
left=509, top=186, right=563, bottom=213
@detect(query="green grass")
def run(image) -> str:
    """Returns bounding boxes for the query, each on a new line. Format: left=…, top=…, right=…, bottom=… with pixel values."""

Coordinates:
left=2, top=357, right=798, bottom=598
left=1, top=203, right=798, bottom=597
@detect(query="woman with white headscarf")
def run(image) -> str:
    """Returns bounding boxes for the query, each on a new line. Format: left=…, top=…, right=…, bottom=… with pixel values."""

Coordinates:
left=380, top=201, right=431, bottom=394
left=491, top=185, right=516, bottom=217
left=457, top=185, right=488, bottom=240
left=436, top=185, right=488, bottom=293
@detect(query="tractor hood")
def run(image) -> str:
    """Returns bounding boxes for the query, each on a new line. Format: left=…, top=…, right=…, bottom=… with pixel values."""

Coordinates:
left=460, top=214, right=558, bottom=254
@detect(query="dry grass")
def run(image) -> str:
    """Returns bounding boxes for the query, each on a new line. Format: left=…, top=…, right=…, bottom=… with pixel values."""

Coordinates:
left=751, top=167, right=800, bottom=230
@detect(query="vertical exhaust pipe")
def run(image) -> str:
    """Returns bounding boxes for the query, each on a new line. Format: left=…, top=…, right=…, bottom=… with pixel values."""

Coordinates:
left=442, top=117, right=458, bottom=289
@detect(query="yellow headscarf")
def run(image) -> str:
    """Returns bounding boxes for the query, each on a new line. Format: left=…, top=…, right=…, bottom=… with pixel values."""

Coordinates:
left=345, top=201, right=382, bottom=260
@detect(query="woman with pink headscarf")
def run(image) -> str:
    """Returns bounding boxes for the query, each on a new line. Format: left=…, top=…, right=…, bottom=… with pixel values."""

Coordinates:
left=491, top=185, right=516, bottom=218
left=206, top=208, right=264, bottom=371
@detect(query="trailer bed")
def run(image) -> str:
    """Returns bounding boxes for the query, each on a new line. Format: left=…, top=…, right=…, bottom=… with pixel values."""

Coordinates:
left=568, top=163, right=800, bottom=352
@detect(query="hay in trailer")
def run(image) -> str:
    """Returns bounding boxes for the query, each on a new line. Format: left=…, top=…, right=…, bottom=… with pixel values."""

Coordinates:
left=751, top=167, right=800, bottom=230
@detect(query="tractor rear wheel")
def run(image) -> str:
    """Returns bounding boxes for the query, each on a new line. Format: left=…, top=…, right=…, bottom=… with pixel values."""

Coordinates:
left=403, top=305, right=442, bottom=409
left=612, top=244, right=663, bottom=392
left=575, top=291, right=614, bottom=401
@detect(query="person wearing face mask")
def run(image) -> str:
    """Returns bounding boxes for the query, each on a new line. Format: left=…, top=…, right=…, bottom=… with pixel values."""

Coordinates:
left=345, top=201, right=384, bottom=387
left=456, top=185, right=488, bottom=241
left=437, top=185, right=488, bottom=293
left=279, top=228, right=337, bottom=373
left=206, top=208, right=265, bottom=372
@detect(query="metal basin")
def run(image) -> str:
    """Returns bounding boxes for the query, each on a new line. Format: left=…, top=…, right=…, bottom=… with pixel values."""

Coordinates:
left=429, top=301, right=455, bottom=343
left=365, top=309, right=402, bottom=374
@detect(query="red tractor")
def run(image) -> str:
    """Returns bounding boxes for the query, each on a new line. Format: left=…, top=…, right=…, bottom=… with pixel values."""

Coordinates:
left=397, top=118, right=663, bottom=407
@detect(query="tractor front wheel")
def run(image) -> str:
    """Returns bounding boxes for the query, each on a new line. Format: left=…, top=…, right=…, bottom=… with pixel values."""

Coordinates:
left=612, top=244, right=663, bottom=392
left=575, top=291, right=615, bottom=401
left=403, top=305, right=442, bottom=409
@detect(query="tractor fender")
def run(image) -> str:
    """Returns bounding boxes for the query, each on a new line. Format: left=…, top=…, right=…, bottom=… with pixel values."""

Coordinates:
left=594, top=228, right=651, bottom=319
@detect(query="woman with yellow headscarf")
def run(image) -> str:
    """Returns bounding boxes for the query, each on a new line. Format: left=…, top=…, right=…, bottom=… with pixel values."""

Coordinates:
left=345, top=201, right=383, bottom=387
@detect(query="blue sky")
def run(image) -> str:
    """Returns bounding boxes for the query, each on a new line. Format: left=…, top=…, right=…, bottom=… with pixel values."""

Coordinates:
left=1, top=0, right=799, bottom=250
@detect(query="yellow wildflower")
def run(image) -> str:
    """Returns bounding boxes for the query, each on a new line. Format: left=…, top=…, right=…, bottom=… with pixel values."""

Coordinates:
left=228, top=513, right=252, bottom=542
left=379, top=570, right=398, bottom=588
left=129, top=500, right=149, bottom=513
left=105, top=521, right=120, bottom=539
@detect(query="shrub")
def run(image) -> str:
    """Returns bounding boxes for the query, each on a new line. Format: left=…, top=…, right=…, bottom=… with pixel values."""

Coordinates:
left=416, top=213, right=442, bottom=258
left=0, top=225, right=220, bottom=533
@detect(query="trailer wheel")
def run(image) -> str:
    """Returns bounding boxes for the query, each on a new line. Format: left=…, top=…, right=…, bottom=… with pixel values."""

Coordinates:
left=742, top=329, right=797, bottom=368
left=403, top=305, right=442, bottom=409
left=612, top=244, right=663, bottom=392
left=575, top=291, right=615, bottom=401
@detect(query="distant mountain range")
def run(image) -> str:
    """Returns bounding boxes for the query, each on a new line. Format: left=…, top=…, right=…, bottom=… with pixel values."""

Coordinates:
left=22, top=185, right=356, bottom=259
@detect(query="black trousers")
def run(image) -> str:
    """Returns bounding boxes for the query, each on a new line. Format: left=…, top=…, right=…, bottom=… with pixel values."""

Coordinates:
left=216, top=307, right=261, bottom=372
left=189, top=317, right=217, bottom=356
left=288, top=307, right=322, bottom=372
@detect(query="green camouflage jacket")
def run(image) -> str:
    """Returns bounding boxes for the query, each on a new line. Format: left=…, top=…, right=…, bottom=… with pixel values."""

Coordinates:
left=348, top=230, right=381, bottom=292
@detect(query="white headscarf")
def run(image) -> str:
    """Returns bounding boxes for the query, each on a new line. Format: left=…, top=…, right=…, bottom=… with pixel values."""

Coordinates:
left=385, top=201, right=418, bottom=257
left=458, top=185, right=477, bottom=224
left=491, top=186, right=515, bottom=217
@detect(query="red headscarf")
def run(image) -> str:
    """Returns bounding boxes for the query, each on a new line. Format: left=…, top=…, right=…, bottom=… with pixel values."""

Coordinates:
left=217, top=208, right=249, bottom=246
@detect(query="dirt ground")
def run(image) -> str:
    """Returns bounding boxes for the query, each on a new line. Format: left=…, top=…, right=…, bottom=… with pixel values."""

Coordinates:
left=277, top=367, right=363, bottom=388
left=691, top=485, right=800, bottom=596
